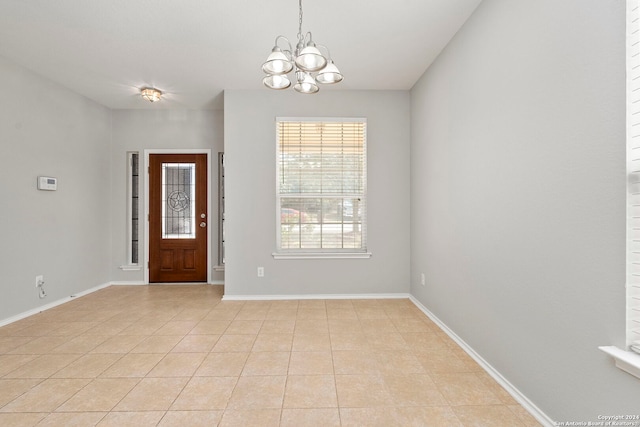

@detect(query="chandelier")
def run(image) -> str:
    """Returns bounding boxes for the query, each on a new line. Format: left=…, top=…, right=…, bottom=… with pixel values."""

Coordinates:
left=261, top=0, right=343, bottom=94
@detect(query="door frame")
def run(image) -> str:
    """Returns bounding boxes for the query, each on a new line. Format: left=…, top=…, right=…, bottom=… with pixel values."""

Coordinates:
left=143, top=149, right=212, bottom=284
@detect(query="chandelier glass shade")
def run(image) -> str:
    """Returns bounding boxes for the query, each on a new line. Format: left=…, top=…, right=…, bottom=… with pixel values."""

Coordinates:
left=293, top=71, right=319, bottom=94
left=263, top=73, right=292, bottom=90
left=262, top=0, right=343, bottom=94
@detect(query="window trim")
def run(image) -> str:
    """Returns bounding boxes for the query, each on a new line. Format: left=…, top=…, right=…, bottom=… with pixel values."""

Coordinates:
left=627, top=0, right=640, bottom=356
left=272, top=251, right=372, bottom=260
left=600, top=0, right=640, bottom=379
left=274, top=117, right=369, bottom=257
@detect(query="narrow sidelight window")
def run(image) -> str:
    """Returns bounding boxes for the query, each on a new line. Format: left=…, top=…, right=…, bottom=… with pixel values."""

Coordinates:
left=127, top=152, right=140, bottom=265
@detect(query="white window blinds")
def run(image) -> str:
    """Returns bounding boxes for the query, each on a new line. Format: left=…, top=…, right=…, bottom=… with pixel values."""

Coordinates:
left=276, top=118, right=367, bottom=252
left=627, top=0, right=640, bottom=353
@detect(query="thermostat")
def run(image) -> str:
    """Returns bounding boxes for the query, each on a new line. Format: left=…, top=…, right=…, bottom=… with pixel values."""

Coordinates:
left=37, top=176, right=57, bottom=191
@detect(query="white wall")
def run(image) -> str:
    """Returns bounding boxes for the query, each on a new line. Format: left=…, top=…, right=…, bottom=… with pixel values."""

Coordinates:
left=110, top=109, right=224, bottom=283
left=411, top=0, right=631, bottom=420
left=0, top=55, right=112, bottom=320
left=224, top=90, right=410, bottom=296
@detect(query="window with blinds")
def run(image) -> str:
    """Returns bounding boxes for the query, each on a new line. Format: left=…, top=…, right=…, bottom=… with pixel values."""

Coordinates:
left=276, top=118, right=367, bottom=253
left=627, top=0, right=640, bottom=354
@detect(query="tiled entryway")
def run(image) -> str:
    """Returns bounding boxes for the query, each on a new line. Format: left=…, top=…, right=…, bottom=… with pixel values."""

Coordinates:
left=0, top=285, right=540, bottom=426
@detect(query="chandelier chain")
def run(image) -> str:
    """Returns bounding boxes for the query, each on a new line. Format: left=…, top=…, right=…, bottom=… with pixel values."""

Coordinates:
left=297, top=0, right=303, bottom=42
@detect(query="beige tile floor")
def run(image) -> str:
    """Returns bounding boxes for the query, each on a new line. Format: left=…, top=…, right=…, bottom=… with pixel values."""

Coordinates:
left=0, top=285, right=541, bottom=427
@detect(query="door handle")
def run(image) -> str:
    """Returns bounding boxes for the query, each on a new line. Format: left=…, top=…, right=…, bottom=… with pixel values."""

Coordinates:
left=200, top=222, right=207, bottom=228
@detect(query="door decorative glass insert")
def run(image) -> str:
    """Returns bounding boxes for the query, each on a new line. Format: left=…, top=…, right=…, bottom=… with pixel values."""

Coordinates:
left=161, top=163, right=196, bottom=239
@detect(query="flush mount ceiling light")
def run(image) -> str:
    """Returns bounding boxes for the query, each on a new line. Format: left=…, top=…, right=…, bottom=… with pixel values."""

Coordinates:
left=262, top=0, right=343, bottom=94
left=140, top=87, right=162, bottom=102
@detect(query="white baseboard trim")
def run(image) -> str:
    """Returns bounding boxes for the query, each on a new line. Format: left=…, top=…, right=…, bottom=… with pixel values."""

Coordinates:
left=146, top=282, right=224, bottom=286
left=223, top=293, right=410, bottom=301
left=409, top=296, right=555, bottom=427
left=118, top=265, right=142, bottom=272
left=111, top=281, right=223, bottom=286
left=0, top=282, right=111, bottom=328
left=110, top=281, right=146, bottom=286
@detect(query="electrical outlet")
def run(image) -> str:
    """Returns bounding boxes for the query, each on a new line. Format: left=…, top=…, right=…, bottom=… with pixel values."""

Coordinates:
left=420, top=273, right=425, bottom=286
left=35, top=275, right=46, bottom=299
left=257, top=267, right=264, bottom=277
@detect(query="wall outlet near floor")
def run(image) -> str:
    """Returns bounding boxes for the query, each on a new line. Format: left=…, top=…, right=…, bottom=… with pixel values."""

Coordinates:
left=421, top=273, right=425, bottom=286
left=35, top=275, right=47, bottom=299
left=257, top=267, right=264, bottom=277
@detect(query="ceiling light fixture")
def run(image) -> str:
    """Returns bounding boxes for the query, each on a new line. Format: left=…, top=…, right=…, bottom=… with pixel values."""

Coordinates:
left=141, top=87, right=162, bottom=102
left=262, top=0, right=343, bottom=94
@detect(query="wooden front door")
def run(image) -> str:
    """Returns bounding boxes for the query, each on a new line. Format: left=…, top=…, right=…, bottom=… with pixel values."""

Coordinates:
left=149, top=154, right=207, bottom=282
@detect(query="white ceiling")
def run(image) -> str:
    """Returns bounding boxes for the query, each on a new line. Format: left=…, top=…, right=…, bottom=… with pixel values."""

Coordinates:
left=0, top=0, right=481, bottom=110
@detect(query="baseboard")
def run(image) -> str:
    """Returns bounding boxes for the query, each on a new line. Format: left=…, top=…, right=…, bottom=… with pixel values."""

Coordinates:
left=0, top=282, right=111, bottom=328
left=408, top=296, right=555, bottom=427
left=110, top=281, right=146, bottom=286
left=222, top=293, right=410, bottom=301
left=111, top=282, right=224, bottom=286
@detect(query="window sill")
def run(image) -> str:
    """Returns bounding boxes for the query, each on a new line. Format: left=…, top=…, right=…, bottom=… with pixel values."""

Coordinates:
left=599, top=346, right=640, bottom=379
left=272, top=252, right=372, bottom=260
left=119, top=265, right=142, bottom=271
